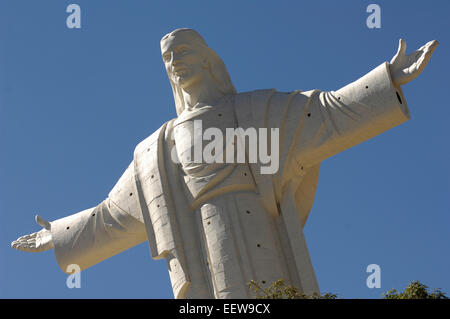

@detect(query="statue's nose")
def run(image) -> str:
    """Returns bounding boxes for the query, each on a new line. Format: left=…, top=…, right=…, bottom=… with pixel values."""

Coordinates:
left=165, top=52, right=178, bottom=65
left=172, top=52, right=183, bottom=64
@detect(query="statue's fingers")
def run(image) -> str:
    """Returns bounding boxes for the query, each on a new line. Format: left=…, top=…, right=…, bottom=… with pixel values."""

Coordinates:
left=426, top=40, right=439, bottom=49
left=14, top=242, right=28, bottom=250
left=427, top=40, right=439, bottom=54
left=410, top=46, right=435, bottom=77
left=421, top=41, right=438, bottom=58
left=408, top=47, right=424, bottom=61
left=23, top=232, right=37, bottom=240
left=418, top=42, right=437, bottom=71
left=11, top=241, right=24, bottom=250
left=415, top=40, right=437, bottom=59
left=417, top=43, right=428, bottom=52
left=14, top=239, right=27, bottom=246
left=13, top=238, right=27, bottom=245
left=17, top=234, right=32, bottom=241
left=11, top=238, right=33, bottom=250
left=409, top=60, right=422, bottom=75
left=14, top=236, right=27, bottom=244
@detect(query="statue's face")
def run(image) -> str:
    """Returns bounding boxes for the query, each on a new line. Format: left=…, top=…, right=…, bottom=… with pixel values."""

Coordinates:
left=161, top=36, right=207, bottom=90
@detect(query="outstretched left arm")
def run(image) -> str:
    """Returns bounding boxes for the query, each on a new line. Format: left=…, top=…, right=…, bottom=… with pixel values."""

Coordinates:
left=279, top=39, right=439, bottom=175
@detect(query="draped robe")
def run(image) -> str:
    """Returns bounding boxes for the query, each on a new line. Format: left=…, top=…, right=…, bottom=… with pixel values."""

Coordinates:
left=49, top=62, right=410, bottom=298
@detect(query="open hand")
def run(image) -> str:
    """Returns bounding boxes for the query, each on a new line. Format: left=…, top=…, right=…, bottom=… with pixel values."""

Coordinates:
left=390, top=39, right=439, bottom=86
left=11, top=215, right=54, bottom=252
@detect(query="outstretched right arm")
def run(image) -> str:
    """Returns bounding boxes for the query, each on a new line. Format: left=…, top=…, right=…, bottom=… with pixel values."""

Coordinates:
left=11, top=161, right=147, bottom=274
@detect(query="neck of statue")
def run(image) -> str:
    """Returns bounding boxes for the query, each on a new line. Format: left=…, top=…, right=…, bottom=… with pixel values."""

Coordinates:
left=181, top=77, right=224, bottom=110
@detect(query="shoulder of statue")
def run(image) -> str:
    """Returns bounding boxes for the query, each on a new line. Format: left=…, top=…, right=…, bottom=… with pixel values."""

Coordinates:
left=133, top=120, right=174, bottom=158
left=233, top=89, right=278, bottom=108
left=236, top=88, right=278, bottom=97
left=235, top=89, right=317, bottom=101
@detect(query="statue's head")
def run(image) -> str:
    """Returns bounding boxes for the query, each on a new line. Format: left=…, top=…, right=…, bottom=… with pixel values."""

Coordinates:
left=160, top=28, right=236, bottom=116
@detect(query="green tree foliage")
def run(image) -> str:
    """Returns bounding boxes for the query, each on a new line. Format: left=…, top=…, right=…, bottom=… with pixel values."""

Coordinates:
left=249, top=279, right=337, bottom=299
left=249, top=279, right=448, bottom=299
left=382, top=281, right=448, bottom=299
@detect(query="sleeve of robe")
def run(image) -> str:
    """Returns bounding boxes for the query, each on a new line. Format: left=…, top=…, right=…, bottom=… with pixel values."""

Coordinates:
left=271, top=62, right=410, bottom=186
left=49, top=162, right=148, bottom=274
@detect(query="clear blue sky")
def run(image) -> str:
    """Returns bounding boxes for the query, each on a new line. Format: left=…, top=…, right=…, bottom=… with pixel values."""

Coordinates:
left=1, top=0, right=449, bottom=299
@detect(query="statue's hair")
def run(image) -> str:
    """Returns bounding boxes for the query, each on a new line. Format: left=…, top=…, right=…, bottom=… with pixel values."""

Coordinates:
left=161, top=28, right=236, bottom=116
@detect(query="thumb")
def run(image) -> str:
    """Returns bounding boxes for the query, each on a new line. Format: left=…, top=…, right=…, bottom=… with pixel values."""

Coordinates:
left=35, top=214, right=51, bottom=230
left=398, top=38, right=407, bottom=55
left=391, top=38, right=407, bottom=64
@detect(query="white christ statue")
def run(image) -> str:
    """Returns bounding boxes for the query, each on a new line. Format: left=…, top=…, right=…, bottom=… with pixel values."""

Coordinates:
left=11, top=29, right=438, bottom=299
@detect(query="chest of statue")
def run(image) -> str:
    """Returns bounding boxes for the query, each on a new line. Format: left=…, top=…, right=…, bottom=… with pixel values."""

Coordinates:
left=173, top=98, right=237, bottom=177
